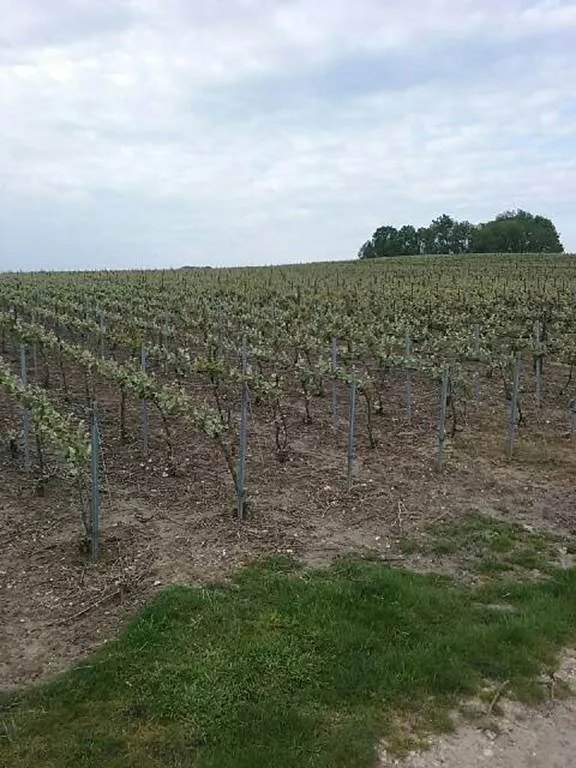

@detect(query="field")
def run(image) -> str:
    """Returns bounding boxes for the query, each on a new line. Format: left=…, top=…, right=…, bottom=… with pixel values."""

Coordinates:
left=1, top=253, right=576, bottom=766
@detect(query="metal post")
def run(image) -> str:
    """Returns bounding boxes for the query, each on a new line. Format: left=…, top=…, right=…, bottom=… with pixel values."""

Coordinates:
left=473, top=324, right=480, bottom=405
left=140, top=344, right=149, bottom=457
left=436, top=365, right=450, bottom=471
left=534, top=320, right=542, bottom=408
left=90, top=406, right=100, bottom=560
left=162, top=313, right=170, bottom=347
left=347, top=377, right=358, bottom=491
left=507, top=354, right=521, bottom=458
left=31, top=310, right=38, bottom=381
left=20, top=344, right=31, bottom=472
left=99, top=313, right=106, bottom=358
left=162, top=314, right=170, bottom=373
left=236, top=337, right=249, bottom=519
left=405, top=327, right=412, bottom=424
left=331, top=337, right=339, bottom=431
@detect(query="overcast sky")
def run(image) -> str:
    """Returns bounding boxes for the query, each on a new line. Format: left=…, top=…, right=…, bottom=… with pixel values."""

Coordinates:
left=1, top=0, right=575, bottom=271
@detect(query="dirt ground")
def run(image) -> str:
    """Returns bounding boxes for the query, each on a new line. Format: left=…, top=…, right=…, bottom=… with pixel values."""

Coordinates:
left=381, top=651, right=576, bottom=768
left=1, top=352, right=575, bottom=764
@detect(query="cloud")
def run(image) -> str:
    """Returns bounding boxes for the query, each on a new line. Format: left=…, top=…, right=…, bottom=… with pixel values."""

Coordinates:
left=0, top=0, right=575, bottom=270
left=0, top=0, right=138, bottom=49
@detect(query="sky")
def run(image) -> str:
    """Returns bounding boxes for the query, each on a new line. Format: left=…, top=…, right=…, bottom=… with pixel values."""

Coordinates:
left=1, top=0, right=575, bottom=271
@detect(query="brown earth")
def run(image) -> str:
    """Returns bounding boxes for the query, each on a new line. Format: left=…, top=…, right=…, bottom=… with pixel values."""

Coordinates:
left=381, top=651, right=576, bottom=768
left=1, top=351, right=575, bottom=765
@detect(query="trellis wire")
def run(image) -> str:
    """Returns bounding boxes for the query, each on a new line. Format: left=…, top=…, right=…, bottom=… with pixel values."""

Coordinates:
left=405, top=327, right=412, bottom=424
left=140, top=343, right=149, bottom=457
left=347, top=377, right=358, bottom=491
left=90, top=405, right=100, bottom=560
left=507, top=354, right=521, bottom=458
left=331, top=337, right=339, bottom=430
left=435, top=364, right=450, bottom=471
left=236, top=337, right=249, bottom=519
left=20, top=344, right=31, bottom=472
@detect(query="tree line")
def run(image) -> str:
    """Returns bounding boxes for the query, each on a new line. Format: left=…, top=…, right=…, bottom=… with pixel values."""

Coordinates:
left=358, top=210, right=564, bottom=259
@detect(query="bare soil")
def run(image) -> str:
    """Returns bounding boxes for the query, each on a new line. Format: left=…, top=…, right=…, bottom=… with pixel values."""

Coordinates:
left=381, top=651, right=576, bottom=768
left=1, top=350, right=575, bottom=765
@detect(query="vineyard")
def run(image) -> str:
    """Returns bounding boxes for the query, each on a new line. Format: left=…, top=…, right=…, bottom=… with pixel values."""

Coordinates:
left=1, top=253, right=576, bottom=689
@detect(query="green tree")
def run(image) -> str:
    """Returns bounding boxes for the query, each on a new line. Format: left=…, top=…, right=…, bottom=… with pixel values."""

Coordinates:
left=358, top=226, right=403, bottom=258
left=471, top=219, right=525, bottom=253
left=357, top=240, right=377, bottom=259
left=416, top=226, right=432, bottom=254
left=359, top=210, right=563, bottom=259
left=427, top=214, right=456, bottom=254
left=452, top=220, right=476, bottom=253
left=498, top=210, right=563, bottom=252
left=397, top=225, right=420, bottom=255
left=425, top=215, right=475, bottom=254
left=472, top=210, right=563, bottom=253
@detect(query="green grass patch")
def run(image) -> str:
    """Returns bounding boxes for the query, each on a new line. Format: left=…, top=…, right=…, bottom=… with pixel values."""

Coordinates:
left=398, top=512, right=568, bottom=577
left=1, top=556, right=576, bottom=767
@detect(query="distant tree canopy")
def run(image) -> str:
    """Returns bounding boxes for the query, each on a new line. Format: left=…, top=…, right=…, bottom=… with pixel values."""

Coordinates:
left=358, top=211, right=564, bottom=259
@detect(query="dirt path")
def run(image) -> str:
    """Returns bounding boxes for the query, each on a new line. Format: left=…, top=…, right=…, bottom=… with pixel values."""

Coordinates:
left=382, top=652, right=576, bottom=768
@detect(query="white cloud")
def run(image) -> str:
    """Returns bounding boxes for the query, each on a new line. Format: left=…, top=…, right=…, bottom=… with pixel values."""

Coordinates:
left=0, top=0, right=575, bottom=269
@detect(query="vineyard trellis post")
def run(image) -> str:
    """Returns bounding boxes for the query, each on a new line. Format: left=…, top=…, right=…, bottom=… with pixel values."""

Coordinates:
left=534, top=320, right=543, bottom=408
left=347, top=376, right=358, bottom=491
left=435, top=364, right=450, bottom=471
left=99, top=313, right=106, bottom=358
left=473, top=324, right=480, bottom=405
left=20, top=344, right=31, bottom=472
left=31, top=310, right=38, bottom=381
left=140, top=343, right=149, bottom=458
left=90, top=405, right=100, bottom=560
left=507, top=354, right=522, bottom=458
left=405, top=327, right=412, bottom=424
left=162, top=313, right=170, bottom=347
left=331, top=337, right=339, bottom=431
left=161, top=313, right=170, bottom=374
left=236, top=337, right=249, bottom=520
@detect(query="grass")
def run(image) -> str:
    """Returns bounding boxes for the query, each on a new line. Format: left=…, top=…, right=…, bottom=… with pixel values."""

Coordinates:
left=2, top=554, right=576, bottom=768
left=398, top=511, right=569, bottom=577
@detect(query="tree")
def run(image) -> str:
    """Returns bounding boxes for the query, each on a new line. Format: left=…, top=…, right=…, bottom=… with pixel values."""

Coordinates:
left=397, top=225, right=420, bottom=255
left=471, top=219, right=525, bottom=253
left=424, top=215, right=476, bottom=254
left=451, top=220, right=476, bottom=254
left=427, top=214, right=456, bottom=254
left=358, top=210, right=563, bottom=258
left=358, top=226, right=403, bottom=258
left=416, top=226, right=431, bottom=254
left=498, top=210, right=563, bottom=252
left=358, top=240, right=377, bottom=260
left=472, top=210, right=563, bottom=253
